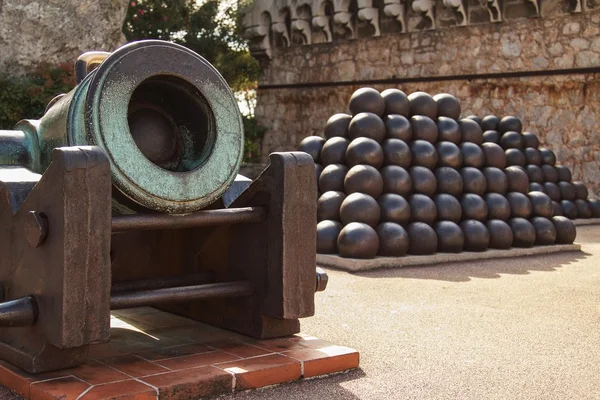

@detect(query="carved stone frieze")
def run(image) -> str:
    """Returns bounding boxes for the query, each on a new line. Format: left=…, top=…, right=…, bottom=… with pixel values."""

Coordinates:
left=242, top=0, right=588, bottom=57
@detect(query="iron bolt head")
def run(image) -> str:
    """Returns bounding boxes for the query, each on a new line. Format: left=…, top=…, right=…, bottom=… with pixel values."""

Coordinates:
left=24, top=211, right=48, bottom=248
left=316, top=267, right=328, bottom=292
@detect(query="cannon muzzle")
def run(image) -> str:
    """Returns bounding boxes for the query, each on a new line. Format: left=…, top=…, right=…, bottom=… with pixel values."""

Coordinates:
left=1, top=40, right=244, bottom=213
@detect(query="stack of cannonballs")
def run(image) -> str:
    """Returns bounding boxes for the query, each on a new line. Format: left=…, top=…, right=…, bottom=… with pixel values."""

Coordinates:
left=299, top=88, right=580, bottom=259
left=473, top=116, right=600, bottom=221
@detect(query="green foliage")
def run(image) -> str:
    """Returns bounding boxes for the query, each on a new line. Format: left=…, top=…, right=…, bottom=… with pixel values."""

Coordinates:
left=123, top=0, right=264, bottom=162
left=242, top=114, right=266, bottom=164
left=0, top=63, right=75, bottom=129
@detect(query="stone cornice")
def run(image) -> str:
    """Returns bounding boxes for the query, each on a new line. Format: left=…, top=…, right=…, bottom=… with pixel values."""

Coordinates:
left=242, top=0, right=591, bottom=60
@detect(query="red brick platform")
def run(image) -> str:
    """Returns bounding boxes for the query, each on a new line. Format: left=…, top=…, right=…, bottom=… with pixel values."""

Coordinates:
left=0, top=308, right=359, bottom=399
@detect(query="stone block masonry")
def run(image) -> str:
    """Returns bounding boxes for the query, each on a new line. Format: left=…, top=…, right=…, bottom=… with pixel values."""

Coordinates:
left=244, top=1, right=600, bottom=196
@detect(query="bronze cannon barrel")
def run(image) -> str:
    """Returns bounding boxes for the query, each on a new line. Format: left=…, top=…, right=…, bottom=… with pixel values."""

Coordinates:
left=0, top=40, right=244, bottom=213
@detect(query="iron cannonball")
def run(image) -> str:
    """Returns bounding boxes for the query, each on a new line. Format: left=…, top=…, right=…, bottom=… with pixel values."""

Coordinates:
left=436, top=141, right=463, bottom=168
left=527, top=191, right=554, bottom=218
left=482, top=142, right=506, bottom=169
left=505, top=166, right=530, bottom=194
left=381, top=89, right=409, bottom=116
left=484, top=167, right=508, bottom=194
left=344, top=165, right=384, bottom=199
left=346, top=137, right=385, bottom=168
left=530, top=182, right=545, bottom=192
left=461, top=193, right=488, bottom=222
left=485, top=193, right=511, bottom=221
left=552, top=216, right=576, bottom=244
left=552, top=201, right=562, bottom=216
left=522, top=131, right=539, bottom=149
left=408, top=91, right=438, bottom=119
left=589, top=199, right=600, bottom=217
left=486, top=219, right=513, bottom=249
left=575, top=199, right=592, bottom=218
left=460, top=220, right=490, bottom=251
left=376, top=222, right=410, bottom=256
left=316, top=163, right=324, bottom=183
left=384, top=114, right=412, bottom=141
left=410, top=166, right=437, bottom=196
left=319, top=164, right=348, bottom=192
left=316, top=220, right=343, bottom=254
left=482, top=115, right=500, bottom=131
left=409, top=194, right=437, bottom=225
left=506, top=192, right=533, bottom=218
left=524, top=147, right=542, bottom=166
left=434, top=193, right=462, bottom=223
left=433, top=93, right=461, bottom=120
left=348, top=88, right=385, bottom=117
left=558, top=181, right=576, bottom=201
left=505, top=148, right=526, bottom=167
left=435, top=167, right=463, bottom=197
left=574, top=199, right=593, bottom=220
left=508, top=218, right=536, bottom=247
left=407, top=222, right=438, bottom=254
left=461, top=167, right=487, bottom=195
left=543, top=182, right=561, bottom=201
left=378, top=193, right=411, bottom=225
left=531, top=217, right=557, bottom=245
left=317, top=191, right=346, bottom=221
left=573, top=181, right=589, bottom=200
left=466, top=115, right=484, bottom=127
left=542, top=165, right=558, bottom=183
left=339, top=193, right=380, bottom=227
left=483, top=130, right=501, bottom=144
left=435, top=221, right=464, bottom=252
left=411, top=140, right=438, bottom=170
left=460, top=142, right=485, bottom=168
left=348, top=112, right=386, bottom=142
left=381, top=165, right=412, bottom=196
left=324, top=114, right=352, bottom=139
left=511, top=165, right=526, bottom=173
left=337, top=222, right=379, bottom=258
left=540, top=148, right=556, bottom=165
left=560, top=200, right=578, bottom=219
left=556, top=165, right=572, bottom=182
left=499, top=116, right=523, bottom=133
left=298, top=136, right=326, bottom=163
left=459, top=118, right=483, bottom=145
left=500, top=131, right=524, bottom=149
left=526, top=165, right=544, bottom=183
left=381, top=138, right=411, bottom=168
left=410, top=115, right=439, bottom=143
left=437, top=116, right=461, bottom=144
left=321, top=137, right=350, bottom=165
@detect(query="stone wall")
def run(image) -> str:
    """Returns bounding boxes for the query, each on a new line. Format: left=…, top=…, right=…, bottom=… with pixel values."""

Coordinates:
left=248, top=5, right=600, bottom=196
left=258, top=11, right=600, bottom=85
left=0, top=0, right=129, bottom=76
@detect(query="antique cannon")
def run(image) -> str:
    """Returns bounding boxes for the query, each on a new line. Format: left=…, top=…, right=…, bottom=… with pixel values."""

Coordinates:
left=0, top=40, right=326, bottom=373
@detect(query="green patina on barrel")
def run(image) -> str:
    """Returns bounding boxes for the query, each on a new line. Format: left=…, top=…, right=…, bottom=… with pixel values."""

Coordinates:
left=1, top=40, right=244, bottom=214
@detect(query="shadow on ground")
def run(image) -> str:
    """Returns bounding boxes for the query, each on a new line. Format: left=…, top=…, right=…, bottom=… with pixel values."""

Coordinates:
left=352, top=250, right=590, bottom=283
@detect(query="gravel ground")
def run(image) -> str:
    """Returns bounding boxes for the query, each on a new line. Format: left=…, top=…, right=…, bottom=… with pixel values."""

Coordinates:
left=1, top=226, right=599, bottom=400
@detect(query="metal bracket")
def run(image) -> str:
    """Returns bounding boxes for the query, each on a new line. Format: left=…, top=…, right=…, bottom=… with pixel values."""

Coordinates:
left=75, top=51, right=110, bottom=83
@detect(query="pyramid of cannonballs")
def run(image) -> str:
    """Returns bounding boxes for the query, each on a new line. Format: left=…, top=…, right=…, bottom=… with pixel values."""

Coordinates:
left=298, top=88, right=580, bottom=259
left=470, top=115, right=600, bottom=220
